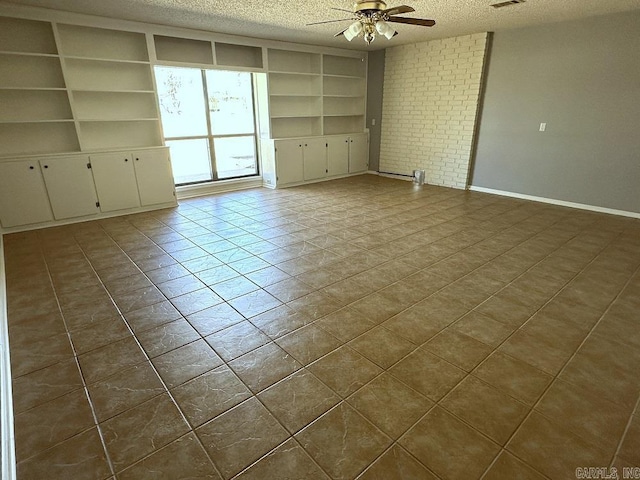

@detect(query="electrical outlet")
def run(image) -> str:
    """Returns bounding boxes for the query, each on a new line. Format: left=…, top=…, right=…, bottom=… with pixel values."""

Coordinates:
left=539, top=123, right=547, bottom=132
left=371, top=118, right=376, bottom=126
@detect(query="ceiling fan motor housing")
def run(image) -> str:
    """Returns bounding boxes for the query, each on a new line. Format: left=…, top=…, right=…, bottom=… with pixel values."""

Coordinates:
left=355, top=1, right=387, bottom=13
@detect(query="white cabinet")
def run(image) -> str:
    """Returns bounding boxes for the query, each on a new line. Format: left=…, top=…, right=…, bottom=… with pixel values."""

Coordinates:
left=303, top=138, right=328, bottom=181
left=327, top=136, right=349, bottom=176
left=40, top=155, right=99, bottom=219
left=348, top=134, right=369, bottom=173
left=90, top=152, right=141, bottom=212
left=274, top=138, right=330, bottom=185
left=133, top=149, right=176, bottom=206
left=0, top=160, right=53, bottom=228
left=274, top=139, right=304, bottom=185
left=90, top=148, right=176, bottom=213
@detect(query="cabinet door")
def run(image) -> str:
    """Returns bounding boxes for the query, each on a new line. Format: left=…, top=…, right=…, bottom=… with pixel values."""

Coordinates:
left=303, top=138, right=328, bottom=181
left=327, top=136, right=349, bottom=176
left=0, top=160, right=53, bottom=227
left=132, top=149, right=176, bottom=206
left=40, top=156, right=99, bottom=220
left=348, top=134, right=369, bottom=173
left=274, top=139, right=304, bottom=185
left=90, top=152, right=140, bottom=212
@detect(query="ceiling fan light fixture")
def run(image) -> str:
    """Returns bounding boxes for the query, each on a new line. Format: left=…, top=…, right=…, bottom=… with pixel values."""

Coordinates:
left=344, top=20, right=363, bottom=41
left=375, top=20, right=395, bottom=39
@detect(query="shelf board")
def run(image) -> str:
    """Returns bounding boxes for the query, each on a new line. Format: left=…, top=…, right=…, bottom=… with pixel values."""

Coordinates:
left=322, top=73, right=365, bottom=79
left=0, top=119, right=74, bottom=124
left=62, top=55, right=151, bottom=65
left=324, top=94, right=365, bottom=98
left=70, top=88, right=155, bottom=94
left=78, top=118, right=159, bottom=122
left=269, top=71, right=321, bottom=77
left=323, top=114, right=365, bottom=117
left=0, top=87, right=67, bottom=91
left=0, top=51, right=59, bottom=58
left=271, top=115, right=322, bottom=119
left=269, top=94, right=321, bottom=98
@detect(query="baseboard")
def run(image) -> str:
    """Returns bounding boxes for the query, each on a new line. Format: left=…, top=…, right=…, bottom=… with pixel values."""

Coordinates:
left=0, top=235, right=16, bottom=480
left=469, top=186, right=640, bottom=219
left=176, top=177, right=263, bottom=199
left=377, top=172, right=413, bottom=182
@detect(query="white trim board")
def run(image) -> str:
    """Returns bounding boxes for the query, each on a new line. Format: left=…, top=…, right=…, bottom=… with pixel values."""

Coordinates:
left=469, top=186, right=640, bottom=219
left=176, top=177, right=263, bottom=199
left=0, top=235, right=16, bottom=480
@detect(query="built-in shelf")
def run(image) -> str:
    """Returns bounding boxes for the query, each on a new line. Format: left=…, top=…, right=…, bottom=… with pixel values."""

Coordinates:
left=0, top=54, right=66, bottom=89
left=79, top=121, right=162, bottom=150
left=323, top=75, right=365, bottom=96
left=323, top=96, right=365, bottom=116
left=268, top=49, right=320, bottom=74
left=64, top=58, right=154, bottom=91
left=0, top=89, right=72, bottom=122
left=215, top=42, right=263, bottom=69
left=323, top=115, right=365, bottom=135
left=271, top=116, right=322, bottom=138
left=265, top=50, right=366, bottom=138
left=0, top=16, right=58, bottom=55
left=154, top=35, right=214, bottom=65
left=57, top=24, right=149, bottom=62
left=323, top=54, right=366, bottom=77
left=0, top=122, right=80, bottom=156
left=268, top=73, right=321, bottom=96
left=72, top=91, right=159, bottom=121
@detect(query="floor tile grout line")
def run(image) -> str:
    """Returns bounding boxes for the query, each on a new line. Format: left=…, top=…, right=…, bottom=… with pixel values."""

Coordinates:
left=36, top=238, right=117, bottom=479
left=609, top=394, right=640, bottom=469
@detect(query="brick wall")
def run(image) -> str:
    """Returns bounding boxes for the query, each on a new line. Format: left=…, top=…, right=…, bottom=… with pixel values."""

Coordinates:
left=379, top=33, right=488, bottom=188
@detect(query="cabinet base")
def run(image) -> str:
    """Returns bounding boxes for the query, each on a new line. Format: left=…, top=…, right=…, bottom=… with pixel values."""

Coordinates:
left=0, top=201, right=177, bottom=234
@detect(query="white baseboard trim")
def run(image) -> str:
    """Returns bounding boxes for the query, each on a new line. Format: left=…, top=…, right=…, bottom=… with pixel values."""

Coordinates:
left=377, top=172, right=413, bottom=182
left=469, top=186, right=640, bottom=219
left=0, top=236, right=16, bottom=480
left=176, top=177, right=263, bottom=199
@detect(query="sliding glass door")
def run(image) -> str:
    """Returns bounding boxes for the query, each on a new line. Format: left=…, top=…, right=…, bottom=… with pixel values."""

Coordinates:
left=155, top=66, right=258, bottom=185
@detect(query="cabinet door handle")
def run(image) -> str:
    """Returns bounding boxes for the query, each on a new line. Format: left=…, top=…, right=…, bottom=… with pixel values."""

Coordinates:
left=125, top=158, right=129, bottom=162
left=43, top=165, right=49, bottom=169
left=305, top=144, right=308, bottom=147
left=135, top=158, right=139, bottom=161
left=29, top=166, right=34, bottom=170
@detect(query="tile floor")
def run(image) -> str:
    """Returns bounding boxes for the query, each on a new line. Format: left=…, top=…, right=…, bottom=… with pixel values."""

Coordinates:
left=5, top=175, right=640, bottom=480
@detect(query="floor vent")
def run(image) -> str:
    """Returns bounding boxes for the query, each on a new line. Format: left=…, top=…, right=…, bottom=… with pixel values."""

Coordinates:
left=491, top=0, right=526, bottom=8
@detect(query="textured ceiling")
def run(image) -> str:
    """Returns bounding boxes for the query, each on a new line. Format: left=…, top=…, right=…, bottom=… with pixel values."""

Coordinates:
left=4, top=0, right=640, bottom=50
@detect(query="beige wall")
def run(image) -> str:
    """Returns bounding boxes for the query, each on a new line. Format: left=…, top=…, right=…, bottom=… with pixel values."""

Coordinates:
left=379, top=33, right=487, bottom=188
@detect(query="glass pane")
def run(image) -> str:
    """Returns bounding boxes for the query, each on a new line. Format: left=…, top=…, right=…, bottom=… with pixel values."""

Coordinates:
left=206, top=70, right=255, bottom=135
left=155, top=66, right=208, bottom=138
left=166, top=138, right=212, bottom=184
left=213, top=136, right=257, bottom=179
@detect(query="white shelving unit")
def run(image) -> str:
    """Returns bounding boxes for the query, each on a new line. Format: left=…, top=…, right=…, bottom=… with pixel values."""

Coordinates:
left=265, top=49, right=366, bottom=138
left=55, top=23, right=163, bottom=152
left=0, top=17, right=80, bottom=155
left=322, top=54, right=366, bottom=136
left=267, top=49, right=323, bottom=139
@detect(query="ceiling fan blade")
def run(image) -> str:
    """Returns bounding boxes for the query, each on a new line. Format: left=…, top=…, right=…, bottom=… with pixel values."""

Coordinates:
left=381, top=5, right=415, bottom=15
left=331, top=7, right=355, bottom=13
left=387, top=16, right=436, bottom=26
left=334, top=26, right=350, bottom=37
left=307, top=17, right=355, bottom=26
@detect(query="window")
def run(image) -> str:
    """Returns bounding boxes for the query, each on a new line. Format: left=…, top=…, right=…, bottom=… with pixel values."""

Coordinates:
left=155, top=66, right=259, bottom=185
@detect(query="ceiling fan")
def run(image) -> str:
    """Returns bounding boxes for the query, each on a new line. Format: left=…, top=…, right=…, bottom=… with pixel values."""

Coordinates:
left=307, top=1, right=436, bottom=45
